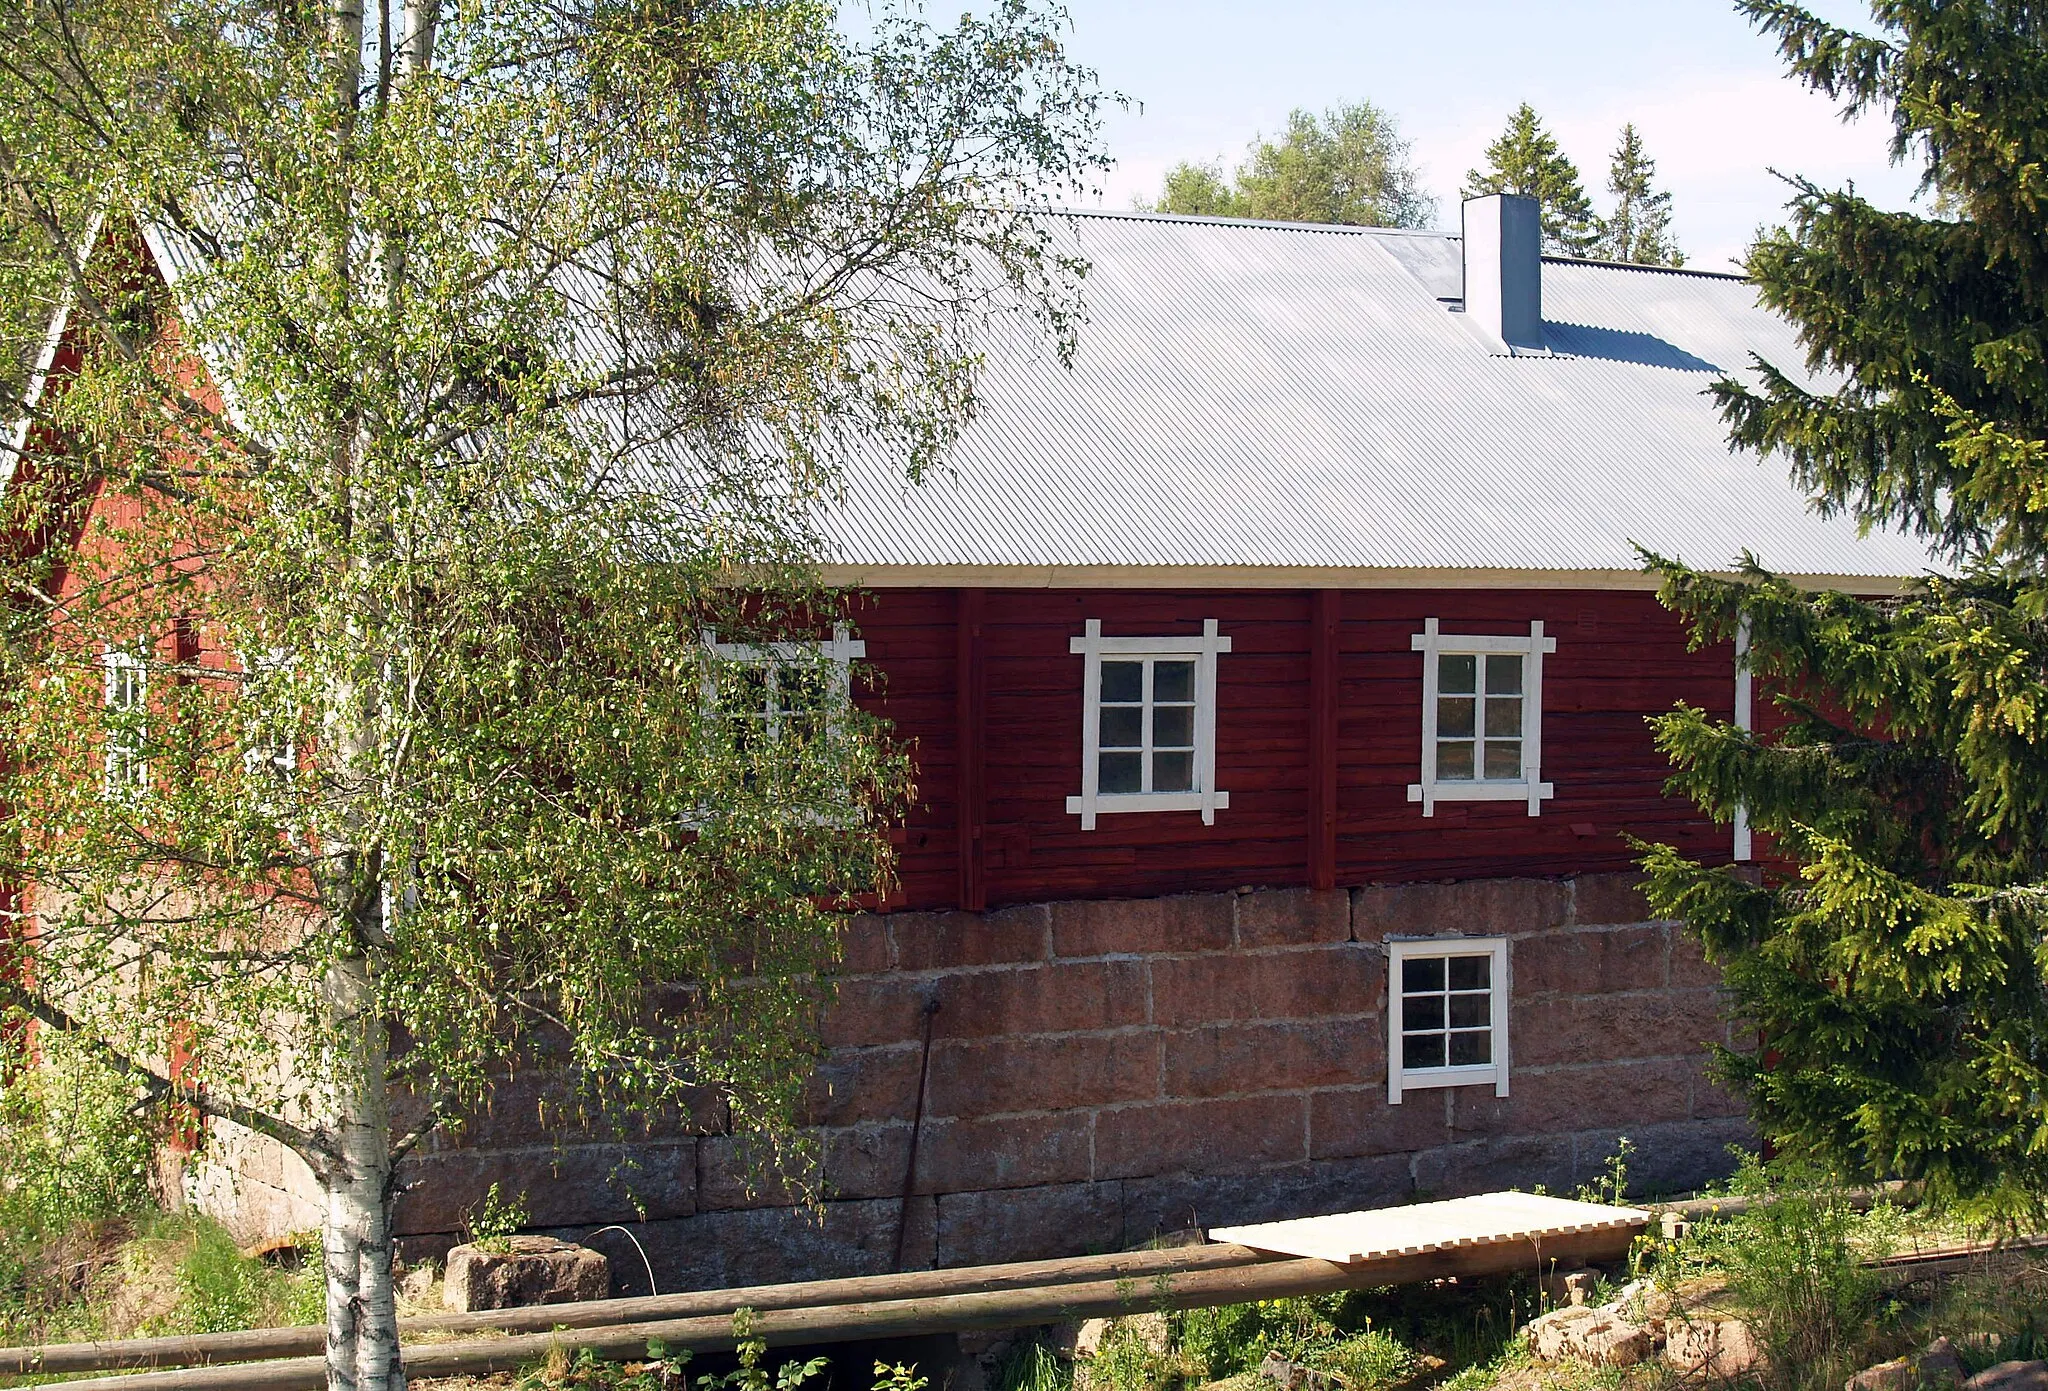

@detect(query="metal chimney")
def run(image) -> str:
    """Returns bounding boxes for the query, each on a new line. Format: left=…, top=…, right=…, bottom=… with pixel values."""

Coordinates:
left=1462, top=194, right=1545, bottom=351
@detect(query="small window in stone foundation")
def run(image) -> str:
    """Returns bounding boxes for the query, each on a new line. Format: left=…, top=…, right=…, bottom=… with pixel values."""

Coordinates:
left=1387, top=936, right=1509, bottom=1103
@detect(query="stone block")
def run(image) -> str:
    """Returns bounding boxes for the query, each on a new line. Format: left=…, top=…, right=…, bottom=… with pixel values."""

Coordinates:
left=806, top=1044, right=925, bottom=1128
left=1051, top=894, right=1233, bottom=958
left=836, top=914, right=894, bottom=974
left=937, top=961, right=1150, bottom=1039
left=822, top=973, right=931, bottom=1048
left=1151, top=946, right=1375, bottom=1029
left=916, top=1111, right=1097, bottom=1192
left=1512, top=990, right=1729, bottom=1069
left=1163, top=1018, right=1377, bottom=1099
left=1353, top=879, right=1571, bottom=942
left=442, top=1236, right=608, bottom=1312
left=893, top=905, right=1051, bottom=971
left=1451, top=1059, right=1695, bottom=1138
left=1540, top=1268, right=1600, bottom=1307
left=1412, top=1134, right=1575, bottom=1199
left=626, top=1195, right=937, bottom=1292
left=1572, top=873, right=1656, bottom=927
left=1236, top=889, right=1351, bottom=948
left=393, top=1143, right=696, bottom=1236
left=935, top=1181, right=1124, bottom=1267
left=1576, top=1119, right=1752, bottom=1196
left=1307, top=1086, right=1452, bottom=1161
left=928, top=1031, right=1161, bottom=1118
left=1094, top=1095, right=1307, bottom=1180
left=1667, top=931, right=1725, bottom=989
left=1512, top=927, right=1668, bottom=997
left=1120, top=1155, right=1413, bottom=1242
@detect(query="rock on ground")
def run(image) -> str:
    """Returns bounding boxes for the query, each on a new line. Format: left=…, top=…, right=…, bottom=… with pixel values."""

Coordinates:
left=1846, top=1339, right=1968, bottom=1391
left=1664, top=1316, right=1765, bottom=1380
left=1524, top=1305, right=1655, bottom=1368
left=1965, top=1363, right=2048, bottom=1391
left=441, top=1236, right=609, bottom=1313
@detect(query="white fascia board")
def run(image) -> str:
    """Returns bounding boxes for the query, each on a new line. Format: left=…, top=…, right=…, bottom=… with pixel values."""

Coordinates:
left=3, top=209, right=107, bottom=496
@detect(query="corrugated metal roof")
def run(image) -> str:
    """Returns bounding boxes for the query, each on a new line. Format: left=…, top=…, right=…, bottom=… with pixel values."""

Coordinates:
left=820, top=211, right=1939, bottom=581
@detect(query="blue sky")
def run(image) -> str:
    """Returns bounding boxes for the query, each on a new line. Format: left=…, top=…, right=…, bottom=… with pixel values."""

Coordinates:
left=1054, top=0, right=1922, bottom=270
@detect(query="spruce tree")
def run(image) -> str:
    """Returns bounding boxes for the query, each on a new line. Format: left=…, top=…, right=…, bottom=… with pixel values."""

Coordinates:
left=1599, top=124, right=1685, bottom=266
left=1643, top=0, right=2048, bottom=1222
left=1462, top=103, right=1600, bottom=256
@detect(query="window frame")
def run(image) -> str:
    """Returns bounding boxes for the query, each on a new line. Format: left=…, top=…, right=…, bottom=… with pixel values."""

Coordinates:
left=1066, top=618, right=1231, bottom=830
left=240, top=647, right=297, bottom=788
left=102, top=643, right=148, bottom=795
left=1386, top=935, right=1511, bottom=1104
left=1407, top=617, right=1556, bottom=817
left=698, top=623, right=866, bottom=744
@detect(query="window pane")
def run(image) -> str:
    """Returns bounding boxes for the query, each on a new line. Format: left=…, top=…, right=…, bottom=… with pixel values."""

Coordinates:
left=1153, top=660, right=1195, bottom=703
left=1152, top=751, right=1194, bottom=792
left=1403, top=1034, right=1447, bottom=1070
left=1438, top=695, right=1475, bottom=738
left=1439, top=653, right=1476, bottom=694
left=1447, top=956, right=1490, bottom=990
left=1437, top=740, right=1475, bottom=780
left=1101, top=660, right=1142, bottom=703
left=1448, top=1031, right=1492, bottom=1067
left=1404, top=995, right=1445, bottom=1031
left=1483, top=739, right=1522, bottom=780
left=1100, top=751, right=1142, bottom=794
left=1448, top=993, right=1490, bottom=1028
left=1401, top=956, right=1444, bottom=993
left=1153, top=705, right=1194, bottom=749
left=1100, top=706, right=1143, bottom=749
left=1484, top=696, right=1522, bottom=738
left=726, top=666, right=770, bottom=715
left=1485, top=653, right=1523, bottom=695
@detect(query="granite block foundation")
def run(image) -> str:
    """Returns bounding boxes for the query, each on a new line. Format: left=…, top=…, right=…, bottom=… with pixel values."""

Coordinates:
left=200, top=873, right=1751, bottom=1291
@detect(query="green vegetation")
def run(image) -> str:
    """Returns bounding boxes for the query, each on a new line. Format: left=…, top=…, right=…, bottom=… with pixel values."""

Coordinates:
left=1144, top=101, right=1435, bottom=228
left=466, top=1184, right=532, bottom=1255
left=1641, top=0, right=2048, bottom=1226
left=1462, top=107, right=1685, bottom=265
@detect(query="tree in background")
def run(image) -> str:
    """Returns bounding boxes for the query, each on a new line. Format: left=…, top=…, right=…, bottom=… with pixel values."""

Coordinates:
left=1599, top=124, right=1686, bottom=267
left=1145, top=101, right=1434, bottom=228
left=1462, top=103, right=1600, bottom=256
left=1641, top=0, right=2048, bottom=1223
left=0, top=0, right=1107, bottom=1386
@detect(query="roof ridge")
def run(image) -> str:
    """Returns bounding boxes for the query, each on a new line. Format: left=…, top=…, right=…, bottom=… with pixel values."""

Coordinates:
left=1540, top=253, right=1747, bottom=282
left=1044, top=207, right=1446, bottom=238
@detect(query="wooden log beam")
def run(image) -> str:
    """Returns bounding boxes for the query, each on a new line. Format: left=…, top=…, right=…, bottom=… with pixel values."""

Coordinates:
left=41, top=1230, right=1637, bottom=1391
left=0, top=1242, right=1284, bottom=1376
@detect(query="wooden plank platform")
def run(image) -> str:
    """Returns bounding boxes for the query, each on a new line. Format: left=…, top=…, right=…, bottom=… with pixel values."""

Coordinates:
left=1210, top=1191, right=1651, bottom=1265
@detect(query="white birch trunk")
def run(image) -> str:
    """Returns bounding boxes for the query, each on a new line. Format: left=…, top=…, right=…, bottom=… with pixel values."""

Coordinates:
left=324, top=946, right=403, bottom=1391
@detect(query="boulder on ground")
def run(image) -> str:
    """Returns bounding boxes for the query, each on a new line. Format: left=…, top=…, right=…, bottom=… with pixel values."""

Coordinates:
left=1665, top=1317, right=1765, bottom=1379
left=441, top=1235, right=609, bottom=1313
left=1524, top=1304, right=1655, bottom=1367
left=1846, top=1339, right=1969, bottom=1391
left=1540, top=1268, right=1601, bottom=1308
left=1964, top=1363, right=2048, bottom=1391
left=1256, top=1351, right=1332, bottom=1391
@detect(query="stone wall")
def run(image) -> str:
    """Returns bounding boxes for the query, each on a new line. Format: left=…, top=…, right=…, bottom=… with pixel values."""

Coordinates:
left=365, top=871, right=1750, bottom=1292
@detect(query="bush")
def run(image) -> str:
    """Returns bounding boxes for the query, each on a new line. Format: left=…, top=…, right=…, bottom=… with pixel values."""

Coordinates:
left=1689, top=1156, right=1902, bottom=1390
left=1177, top=1294, right=1417, bottom=1390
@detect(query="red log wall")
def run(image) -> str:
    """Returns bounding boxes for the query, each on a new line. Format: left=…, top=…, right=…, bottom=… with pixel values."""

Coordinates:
left=851, top=587, right=1735, bottom=912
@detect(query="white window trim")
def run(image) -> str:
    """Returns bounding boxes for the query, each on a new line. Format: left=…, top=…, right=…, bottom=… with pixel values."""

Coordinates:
left=699, top=623, right=866, bottom=739
left=1066, top=618, right=1231, bottom=830
left=1407, top=617, right=1556, bottom=817
left=1387, top=935, right=1511, bottom=1104
left=103, top=643, right=147, bottom=795
left=241, top=647, right=297, bottom=785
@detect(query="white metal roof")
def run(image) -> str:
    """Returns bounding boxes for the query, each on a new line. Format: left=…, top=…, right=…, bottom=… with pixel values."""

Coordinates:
left=820, top=211, right=1940, bottom=586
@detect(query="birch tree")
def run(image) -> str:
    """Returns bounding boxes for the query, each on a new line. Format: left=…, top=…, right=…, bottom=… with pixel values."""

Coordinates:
left=0, top=1, right=1110, bottom=1386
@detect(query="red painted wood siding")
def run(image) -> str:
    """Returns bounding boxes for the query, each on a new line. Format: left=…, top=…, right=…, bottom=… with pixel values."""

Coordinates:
left=851, top=588, right=1735, bottom=912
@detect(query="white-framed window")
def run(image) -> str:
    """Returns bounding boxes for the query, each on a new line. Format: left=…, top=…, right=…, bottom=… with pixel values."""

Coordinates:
left=700, top=623, right=865, bottom=749
left=103, top=643, right=147, bottom=795
left=1066, top=618, right=1231, bottom=830
left=241, top=648, right=296, bottom=787
left=1387, top=935, right=1510, bottom=1104
left=1407, top=618, right=1556, bottom=817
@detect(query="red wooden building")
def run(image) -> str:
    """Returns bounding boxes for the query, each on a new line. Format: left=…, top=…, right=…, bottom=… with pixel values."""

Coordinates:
left=17, top=197, right=1932, bottom=1289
